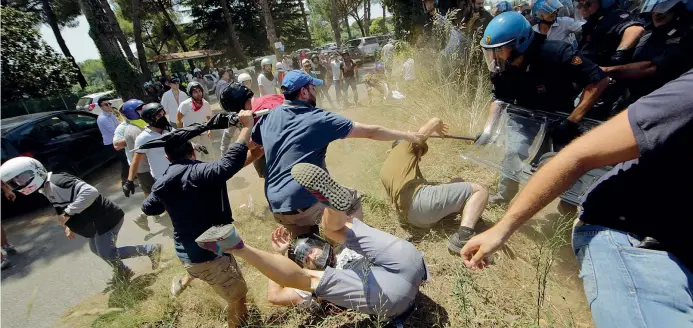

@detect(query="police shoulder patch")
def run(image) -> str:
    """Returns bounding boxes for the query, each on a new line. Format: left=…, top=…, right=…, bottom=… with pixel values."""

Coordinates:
left=620, top=13, right=629, bottom=18
left=571, top=56, right=583, bottom=65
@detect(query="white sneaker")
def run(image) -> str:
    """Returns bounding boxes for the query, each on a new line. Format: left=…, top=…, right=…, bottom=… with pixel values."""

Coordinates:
left=133, top=213, right=150, bottom=231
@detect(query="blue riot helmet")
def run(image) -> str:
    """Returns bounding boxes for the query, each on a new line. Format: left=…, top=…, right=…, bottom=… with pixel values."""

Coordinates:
left=495, top=1, right=514, bottom=14
left=533, top=0, right=565, bottom=22
left=480, top=12, right=535, bottom=73
left=120, top=99, right=145, bottom=120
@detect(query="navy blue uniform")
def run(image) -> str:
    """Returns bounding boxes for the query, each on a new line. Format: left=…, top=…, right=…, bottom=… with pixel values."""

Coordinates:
left=491, top=33, right=606, bottom=113
left=578, top=8, right=644, bottom=66
left=627, top=19, right=693, bottom=101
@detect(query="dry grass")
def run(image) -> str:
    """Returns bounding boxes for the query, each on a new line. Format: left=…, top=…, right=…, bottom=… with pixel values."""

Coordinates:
left=60, top=44, right=593, bottom=328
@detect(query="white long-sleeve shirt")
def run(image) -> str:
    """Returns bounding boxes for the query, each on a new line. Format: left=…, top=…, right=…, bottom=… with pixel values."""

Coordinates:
left=532, top=17, right=583, bottom=46
left=160, top=89, right=189, bottom=121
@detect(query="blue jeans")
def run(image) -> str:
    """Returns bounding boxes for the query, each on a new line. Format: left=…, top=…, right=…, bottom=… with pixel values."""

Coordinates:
left=572, top=224, right=693, bottom=328
left=493, top=115, right=541, bottom=202
left=88, top=219, right=157, bottom=271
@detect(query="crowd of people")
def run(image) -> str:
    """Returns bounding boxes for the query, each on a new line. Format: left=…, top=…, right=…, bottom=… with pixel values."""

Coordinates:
left=1, top=0, right=692, bottom=326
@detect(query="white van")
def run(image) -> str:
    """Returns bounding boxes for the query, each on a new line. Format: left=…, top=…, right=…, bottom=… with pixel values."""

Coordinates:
left=346, top=37, right=381, bottom=59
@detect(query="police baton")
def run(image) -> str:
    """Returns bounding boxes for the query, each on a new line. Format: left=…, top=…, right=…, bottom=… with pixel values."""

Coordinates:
left=428, top=133, right=477, bottom=142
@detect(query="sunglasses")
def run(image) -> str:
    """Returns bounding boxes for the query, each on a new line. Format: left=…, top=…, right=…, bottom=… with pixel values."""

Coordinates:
left=575, top=0, right=596, bottom=9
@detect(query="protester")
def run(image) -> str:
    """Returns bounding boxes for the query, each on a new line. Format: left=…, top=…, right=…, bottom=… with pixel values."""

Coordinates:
left=215, top=69, right=233, bottom=101
left=469, top=0, right=494, bottom=32
left=494, top=1, right=514, bottom=15
left=276, top=57, right=286, bottom=84
left=381, top=39, right=395, bottom=77
left=161, top=77, right=189, bottom=122
left=193, top=68, right=210, bottom=102
left=113, top=99, right=158, bottom=231
left=245, top=70, right=423, bottom=236
left=310, top=55, right=333, bottom=105
left=258, top=58, right=278, bottom=96
left=144, top=81, right=160, bottom=103
left=96, top=97, right=129, bottom=186
left=236, top=73, right=252, bottom=89
left=364, top=63, right=389, bottom=102
left=1, top=157, right=162, bottom=278
left=599, top=0, right=693, bottom=104
left=480, top=12, right=608, bottom=206
left=196, top=163, right=428, bottom=323
left=177, top=82, right=215, bottom=161
left=532, top=0, right=584, bottom=47
left=141, top=110, right=256, bottom=328
left=461, top=69, right=693, bottom=328
left=381, top=118, right=488, bottom=255
left=330, top=54, right=343, bottom=105
left=340, top=50, right=359, bottom=106
left=282, top=54, right=293, bottom=71
left=1, top=184, right=18, bottom=270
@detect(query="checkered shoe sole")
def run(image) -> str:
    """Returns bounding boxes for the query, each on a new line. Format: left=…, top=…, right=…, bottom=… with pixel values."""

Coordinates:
left=291, top=163, right=352, bottom=212
left=195, top=225, right=242, bottom=255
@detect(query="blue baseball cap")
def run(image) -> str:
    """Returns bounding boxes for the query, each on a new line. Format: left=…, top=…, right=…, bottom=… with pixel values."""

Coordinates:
left=280, top=70, right=323, bottom=93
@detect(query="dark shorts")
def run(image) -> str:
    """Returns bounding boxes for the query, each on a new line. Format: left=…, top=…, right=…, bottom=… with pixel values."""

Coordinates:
left=137, top=172, right=156, bottom=194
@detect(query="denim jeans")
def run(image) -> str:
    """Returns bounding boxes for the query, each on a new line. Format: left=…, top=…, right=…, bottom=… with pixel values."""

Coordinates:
left=492, top=115, right=541, bottom=202
left=88, top=219, right=157, bottom=271
left=342, top=77, right=358, bottom=103
left=572, top=224, right=693, bottom=328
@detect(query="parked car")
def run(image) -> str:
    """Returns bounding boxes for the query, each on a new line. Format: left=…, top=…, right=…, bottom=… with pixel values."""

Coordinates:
left=341, top=46, right=364, bottom=64
left=1, top=111, right=120, bottom=216
left=345, top=37, right=381, bottom=59
left=75, top=91, right=123, bottom=115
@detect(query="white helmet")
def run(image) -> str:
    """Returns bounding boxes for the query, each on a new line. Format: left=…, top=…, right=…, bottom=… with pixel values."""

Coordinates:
left=193, top=68, right=201, bottom=74
left=237, top=73, right=252, bottom=83
left=261, top=58, right=272, bottom=67
left=0, top=157, right=48, bottom=195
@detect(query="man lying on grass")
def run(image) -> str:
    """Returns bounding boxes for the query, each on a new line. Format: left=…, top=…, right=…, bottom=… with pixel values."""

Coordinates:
left=380, top=117, right=488, bottom=256
left=196, top=163, right=429, bottom=323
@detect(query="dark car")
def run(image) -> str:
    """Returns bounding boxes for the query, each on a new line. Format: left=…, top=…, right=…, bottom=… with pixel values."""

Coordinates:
left=1, top=111, right=119, bottom=216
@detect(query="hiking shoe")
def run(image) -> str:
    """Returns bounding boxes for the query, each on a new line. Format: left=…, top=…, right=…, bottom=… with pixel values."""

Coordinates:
left=447, top=228, right=475, bottom=257
left=148, top=244, right=162, bottom=270
left=133, top=213, right=150, bottom=231
left=195, top=225, right=244, bottom=256
left=171, top=275, right=187, bottom=297
left=2, top=243, right=17, bottom=255
left=290, top=163, right=352, bottom=211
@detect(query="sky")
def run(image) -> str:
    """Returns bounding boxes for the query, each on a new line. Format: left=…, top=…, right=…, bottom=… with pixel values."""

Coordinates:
left=39, top=2, right=389, bottom=63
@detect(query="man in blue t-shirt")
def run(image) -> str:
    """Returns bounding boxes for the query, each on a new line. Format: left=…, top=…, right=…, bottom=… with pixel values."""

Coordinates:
left=461, top=70, right=693, bottom=327
left=248, top=70, right=423, bottom=236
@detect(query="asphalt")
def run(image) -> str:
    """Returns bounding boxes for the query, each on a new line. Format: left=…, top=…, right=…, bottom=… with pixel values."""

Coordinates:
left=0, top=67, right=375, bottom=328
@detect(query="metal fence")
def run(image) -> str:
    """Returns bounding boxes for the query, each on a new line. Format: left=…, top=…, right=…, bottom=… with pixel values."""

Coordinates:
left=1, top=94, right=82, bottom=119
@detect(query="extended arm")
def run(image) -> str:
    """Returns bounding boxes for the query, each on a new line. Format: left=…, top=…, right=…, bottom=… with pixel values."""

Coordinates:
left=347, top=122, right=421, bottom=144
left=127, top=152, right=146, bottom=182
left=601, top=61, right=656, bottom=79
left=267, top=280, right=307, bottom=306
left=618, top=26, right=645, bottom=50
left=195, top=111, right=253, bottom=182
left=176, top=111, right=185, bottom=128
left=567, top=77, right=609, bottom=122
left=113, top=139, right=127, bottom=151
left=142, top=192, right=166, bottom=216
left=63, top=181, right=99, bottom=216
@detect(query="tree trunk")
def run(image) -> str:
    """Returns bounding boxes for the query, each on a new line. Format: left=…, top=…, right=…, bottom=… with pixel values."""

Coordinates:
left=352, top=14, right=365, bottom=36
left=79, top=0, right=142, bottom=100
left=132, top=0, right=152, bottom=80
left=259, top=0, right=281, bottom=60
left=344, top=14, right=352, bottom=39
left=383, top=4, right=386, bottom=18
left=100, top=0, right=136, bottom=65
left=156, top=0, right=195, bottom=68
left=299, top=0, right=312, bottom=46
left=43, top=0, right=87, bottom=88
left=330, top=0, right=341, bottom=46
left=363, top=0, right=370, bottom=36
left=220, top=0, right=247, bottom=64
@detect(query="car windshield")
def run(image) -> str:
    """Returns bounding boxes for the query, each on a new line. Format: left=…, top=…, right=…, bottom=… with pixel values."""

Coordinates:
left=346, top=39, right=362, bottom=47
left=76, top=97, right=92, bottom=107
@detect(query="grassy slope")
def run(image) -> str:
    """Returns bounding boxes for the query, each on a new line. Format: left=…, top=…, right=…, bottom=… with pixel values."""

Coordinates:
left=59, top=48, right=594, bottom=328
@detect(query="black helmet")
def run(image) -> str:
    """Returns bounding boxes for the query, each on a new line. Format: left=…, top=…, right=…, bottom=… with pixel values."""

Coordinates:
left=219, top=82, right=254, bottom=113
left=187, top=81, right=205, bottom=96
left=140, top=102, right=165, bottom=125
left=341, top=50, right=350, bottom=56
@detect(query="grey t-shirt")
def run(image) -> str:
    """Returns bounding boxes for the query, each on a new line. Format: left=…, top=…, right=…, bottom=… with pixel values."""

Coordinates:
left=120, top=123, right=150, bottom=174
left=580, top=69, right=693, bottom=267
left=135, top=128, right=170, bottom=180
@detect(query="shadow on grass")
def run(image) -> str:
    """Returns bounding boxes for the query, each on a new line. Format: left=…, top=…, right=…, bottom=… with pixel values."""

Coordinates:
left=103, top=273, right=157, bottom=308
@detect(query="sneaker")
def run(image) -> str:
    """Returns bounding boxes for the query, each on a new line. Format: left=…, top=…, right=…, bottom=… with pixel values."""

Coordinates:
left=133, top=213, right=150, bottom=231
left=1, top=250, right=9, bottom=270
left=148, top=244, right=162, bottom=270
left=447, top=229, right=475, bottom=257
left=290, top=163, right=352, bottom=211
left=171, top=275, right=187, bottom=297
left=153, top=215, right=164, bottom=223
left=2, top=243, right=17, bottom=255
left=488, top=194, right=510, bottom=207
left=195, top=225, right=244, bottom=256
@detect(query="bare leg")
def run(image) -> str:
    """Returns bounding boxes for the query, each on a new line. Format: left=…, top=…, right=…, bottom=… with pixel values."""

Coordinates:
left=230, top=246, right=317, bottom=291
left=226, top=296, right=248, bottom=328
left=181, top=273, right=194, bottom=286
left=321, top=207, right=352, bottom=245
left=459, top=183, right=488, bottom=229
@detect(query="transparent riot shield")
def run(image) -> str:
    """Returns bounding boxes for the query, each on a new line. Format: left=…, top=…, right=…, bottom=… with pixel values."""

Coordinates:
left=461, top=100, right=611, bottom=205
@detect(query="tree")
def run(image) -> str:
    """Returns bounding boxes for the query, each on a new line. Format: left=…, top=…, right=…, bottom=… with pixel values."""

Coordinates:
left=79, top=0, right=143, bottom=100
left=259, top=0, right=281, bottom=60
left=219, top=0, right=247, bottom=63
left=363, top=0, right=370, bottom=36
left=1, top=7, right=76, bottom=103
left=79, top=59, right=112, bottom=86
left=100, top=0, right=136, bottom=65
left=299, top=0, right=312, bottom=46
left=330, top=0, right=342, bottom=45
left=131, top=0, right=152, bottom=78
left=369, top=16, right=392, bottom=34
left=155, top=0, right=195, bottom=68
left=7, top=0, right=87, bottom=88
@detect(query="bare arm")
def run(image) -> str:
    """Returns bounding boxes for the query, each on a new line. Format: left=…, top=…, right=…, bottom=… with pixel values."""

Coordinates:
left=267, top=280, right=307, bottom=306
left=113, top=139, right=127, bottom=151
left=618, top=26, right=645, bottom=49
left=127, top=152, right=145, bottom=181
left=567, top=77, right=609, bottom=122
left=243, top=142, right=265, bottom=167
left=601, top=61, right=656, bottom=80
left=347, top=122, right=421, bottom=144
left=176, top=111, right=184, bottom=128
left=417, top=117, right=446, bottom=137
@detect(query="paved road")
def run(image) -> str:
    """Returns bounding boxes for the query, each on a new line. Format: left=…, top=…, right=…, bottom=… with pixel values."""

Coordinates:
left=0, top=78, right=373, bottom=328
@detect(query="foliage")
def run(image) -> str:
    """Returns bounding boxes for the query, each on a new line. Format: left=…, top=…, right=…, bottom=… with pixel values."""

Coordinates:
left=369, top=16, right=393, bottom=34
left=0, top=7, right=77, bottom=103
left=79, top=59, right=112, bottom=87
left=382, top=0, right=428, bottom=40
left=5, top=0, right=82, bottom=27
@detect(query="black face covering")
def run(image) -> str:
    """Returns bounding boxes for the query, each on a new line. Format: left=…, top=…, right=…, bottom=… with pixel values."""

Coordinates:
left=264, top=70, right=274, bottom=81
left=152, top=115, right=172, bottom=130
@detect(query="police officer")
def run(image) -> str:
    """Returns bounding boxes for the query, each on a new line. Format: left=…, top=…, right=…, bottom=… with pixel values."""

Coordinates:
left=480, top=12, right=609, bottom=205
left=600, top=0, right=693, bottom=103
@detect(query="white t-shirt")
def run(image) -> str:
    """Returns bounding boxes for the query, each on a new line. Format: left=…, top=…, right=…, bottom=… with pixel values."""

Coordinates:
left=161, top=89, right=189, bottom=121
left=135, top=128, right=170, bottom=180
left=177, top=98, right=212, bottom=127
left=258, top=73, right=277, bottom=95
left=532, top=17, right=583, bottom=45
left=403, top=58, right=415, bottom=81
left=382, top=43, right=394, bottom=63
left=331, top=60, right=342, bottom=81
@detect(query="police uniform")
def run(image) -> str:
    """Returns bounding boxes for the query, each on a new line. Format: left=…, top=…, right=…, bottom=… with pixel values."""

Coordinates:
left=578, top=7, right=644, bottom=66
left=627, top=18, right=693, bottom=102
left=490, top=33, right=606, bottom=202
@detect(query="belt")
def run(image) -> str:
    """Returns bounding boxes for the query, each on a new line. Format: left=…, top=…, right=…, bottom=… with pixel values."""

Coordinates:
left=276, top=206, right=312, bottom=216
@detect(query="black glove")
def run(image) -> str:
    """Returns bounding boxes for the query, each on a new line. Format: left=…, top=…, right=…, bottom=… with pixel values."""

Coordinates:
left=205, top=113, right=239, bottom=130
left=550, top=119, right=581, bottom=146
left=609, top=48, right=634, bottom=66
left=193, top=143, right=209, bottom=155
left=122, top=180, right=136, bottom=198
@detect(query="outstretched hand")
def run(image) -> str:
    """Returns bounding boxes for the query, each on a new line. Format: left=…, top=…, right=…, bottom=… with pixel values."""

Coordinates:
left=271, top=226, right=291, bottom=255
left=436, top=122, right=449, bottom=137
left=460, top=226, right=509, bottom=270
